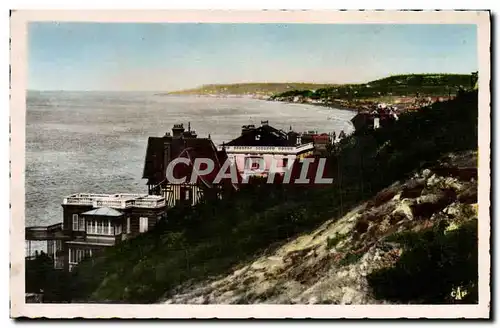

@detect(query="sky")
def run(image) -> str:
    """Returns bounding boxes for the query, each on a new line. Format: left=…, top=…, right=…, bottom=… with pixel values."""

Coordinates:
left=28, top=23, right=478, bottom=91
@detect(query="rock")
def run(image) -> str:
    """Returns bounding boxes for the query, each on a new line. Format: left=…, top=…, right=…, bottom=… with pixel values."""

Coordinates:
left=412, top=189, right=457, bottom=219
left=457, top=185, right=478, bottom=204
left=191, top=296, right=206, bottom=304
left=426, top=174, right=442, bottom=187
left=391, top=199, right=415, bottom=221
left=422, top=169, right=432, bottom=178
left=377, top=217, right=392, bottom=234
left=308, top=296, right=318, bottom=304
left=366, top=224, right=378, bottom=237
left=431, top=166, right=477, bottom=181
left=389, top=212, right=406, bottom=224
left=348, top=267, right=358, bottom=280
left=354, top=219, right=370, bottom=234
left=401, top=178, right=426, bottom=198
left=372, top=183, right=401, bottom=207
left=341, top=287, right=359, bottom=305
left=443, top=202, right=462, bottom=217
left=337, top=270, right=348, bottom=278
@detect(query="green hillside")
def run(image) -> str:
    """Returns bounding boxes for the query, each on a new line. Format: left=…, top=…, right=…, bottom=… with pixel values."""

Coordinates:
left=164, top=83, right=335, bottom=96
left=271, top=73, right=476, bottom=101
left=162, top=73, right=477, bottom=100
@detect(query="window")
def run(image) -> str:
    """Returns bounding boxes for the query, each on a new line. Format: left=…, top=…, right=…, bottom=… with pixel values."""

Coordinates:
left=72, top=214, right=78, bottom=231
left=180, top=187, right=192, bottom=202
left=115, top=224, right=122, bottom=235
left=72, top=214, right=86, bottom=231
left=79, top=217, right=85, bottom=231
left=69, top=248, right=92, bottom=264
left=87, top=220, right=93, bottom=234
left=87, top=220, right=113, bottom=235
left=244, top=156, right=263, bottom=170
left=127, top=217, right=131, bottom=234
left=282, top=158, right=289, bottom=167
left=139, top=217, right=148, bottom=233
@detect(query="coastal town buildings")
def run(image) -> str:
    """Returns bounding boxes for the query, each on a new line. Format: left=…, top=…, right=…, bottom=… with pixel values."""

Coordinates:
left=26, top=193, right=167, bottom=271
left=143, top=123, right=236, bottom=207
left=217, top=121, right=316, bottom=181
left=25, top=122, right=340, bottom=274
left=351, top=105, right=399, bottom=132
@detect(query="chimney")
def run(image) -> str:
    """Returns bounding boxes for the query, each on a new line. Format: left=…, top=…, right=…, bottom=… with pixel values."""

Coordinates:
left=287, top=131, right=298, bottom=145
left=163, top=139, right=171, bottom=180
left=261, top=120, right=269, bottom=126
left=241, top=125, right=255, bottom=135
left=172, top=123, right=185, bottom=137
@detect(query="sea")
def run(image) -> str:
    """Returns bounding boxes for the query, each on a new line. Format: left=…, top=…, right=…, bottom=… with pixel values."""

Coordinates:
left=25, top=91, right=355, bottom=252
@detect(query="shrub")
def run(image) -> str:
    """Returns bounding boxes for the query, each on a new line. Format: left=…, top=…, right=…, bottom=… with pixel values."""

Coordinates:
left=367, top=219, right=478, bottom=304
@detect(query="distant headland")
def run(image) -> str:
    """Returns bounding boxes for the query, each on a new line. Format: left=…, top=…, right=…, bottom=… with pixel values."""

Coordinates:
left=158, top=73, right=478, bottom=112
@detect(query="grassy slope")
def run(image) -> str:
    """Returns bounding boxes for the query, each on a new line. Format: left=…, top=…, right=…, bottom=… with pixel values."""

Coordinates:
left=65, top=89, right=478, bottom=303
left=270, top=73, right=474, bottom=100
left=165, top=83, right=335, bottom=96
left=163, top=74, right=474, bottom=98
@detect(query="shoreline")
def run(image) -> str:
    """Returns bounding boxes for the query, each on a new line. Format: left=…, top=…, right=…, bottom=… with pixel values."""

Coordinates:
left=157, top=93, right=362, bottom=113
left=268, top=99, right=361, bottom=113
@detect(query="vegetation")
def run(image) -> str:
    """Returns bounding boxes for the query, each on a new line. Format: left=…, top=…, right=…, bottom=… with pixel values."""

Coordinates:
left=367, top=218, right=478, bottom=304
left=26, top=253, right=72, bottom=302
left=60, top=89, right=478, bottom=304
left=270, top=73, right=476, bottom=101
left=164, top=83, right=334, bottom=97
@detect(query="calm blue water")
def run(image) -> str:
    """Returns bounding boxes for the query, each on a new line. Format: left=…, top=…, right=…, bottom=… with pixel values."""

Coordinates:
left=26, top=91, right=355, bottom=234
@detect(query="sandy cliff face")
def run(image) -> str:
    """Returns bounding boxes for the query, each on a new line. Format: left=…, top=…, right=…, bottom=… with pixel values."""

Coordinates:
left=161, top=150, right=478, bottom=304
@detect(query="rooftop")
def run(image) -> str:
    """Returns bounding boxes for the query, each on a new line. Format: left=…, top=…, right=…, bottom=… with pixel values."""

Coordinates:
left=81, top=207, right=124, bottom=217
left=62, top=193, right=166, bottom=209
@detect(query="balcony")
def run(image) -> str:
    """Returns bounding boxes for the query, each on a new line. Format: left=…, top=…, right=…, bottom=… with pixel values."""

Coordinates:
left=62, top=193, right=166, bottom=209
left=218, top=142, right=314, bottom=155
left=25, top=223, right=71, bottom=241
left=68, top=234, right=121, bottom=246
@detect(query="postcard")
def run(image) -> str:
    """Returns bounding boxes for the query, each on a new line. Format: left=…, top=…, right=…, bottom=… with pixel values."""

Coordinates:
left=10, top=9, right=491, bottom=319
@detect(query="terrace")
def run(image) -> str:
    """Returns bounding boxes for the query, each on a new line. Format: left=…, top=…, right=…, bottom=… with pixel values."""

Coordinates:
left=218, top=142, right=314, bottom=155
left=62, top=193, right=166, bottom=209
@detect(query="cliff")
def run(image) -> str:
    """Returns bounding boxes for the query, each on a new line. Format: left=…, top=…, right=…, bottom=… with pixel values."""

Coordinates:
left=162, top=151, right=478, bottom=304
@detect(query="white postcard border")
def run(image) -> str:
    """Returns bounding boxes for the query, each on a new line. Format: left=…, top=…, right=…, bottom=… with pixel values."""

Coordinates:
left=9, top=9, right=491, bottom=319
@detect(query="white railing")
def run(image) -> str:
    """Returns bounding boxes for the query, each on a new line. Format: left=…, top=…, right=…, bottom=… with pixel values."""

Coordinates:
left=62, top=193, right=166, bottom=209
left=94, top=199, right=133, bottom=209
left=133, top=199, right=166, bottom=208
left=295, top=142, right=316, bottom=152
left=63, top=197, right=94, bottom=206
left=75, top=193, right=110, bottom=198
left=218, top=142, right=314, bottom=155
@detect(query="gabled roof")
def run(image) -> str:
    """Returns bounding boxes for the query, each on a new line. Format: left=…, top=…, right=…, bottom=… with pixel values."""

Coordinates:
left=142, top=134, right=240, bottom=189
left=225, top=125, right=293, bottom=147
left=351, top=112, right=374, bottom=123
left=81, top=207, right=123, bottom=217
left=142, top=136, right=166, bottom=180
left=171, top=139, right=241, bottom=188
